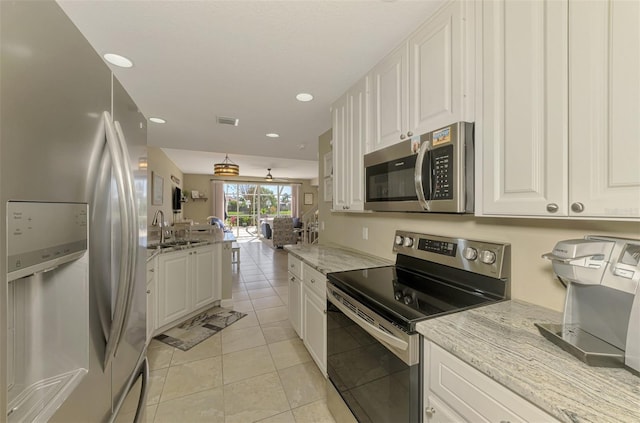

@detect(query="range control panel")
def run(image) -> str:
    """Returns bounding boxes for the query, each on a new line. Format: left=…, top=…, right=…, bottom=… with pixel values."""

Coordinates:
left=393, top=230, right=511, bottom=280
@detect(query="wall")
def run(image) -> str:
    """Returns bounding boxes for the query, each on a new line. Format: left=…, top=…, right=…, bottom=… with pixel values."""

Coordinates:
left=182, top=174, right=213, bottom=224
left=316, top=130, right=640, bottom=312
left=181, top=174, right=319, bottom=224
left=148, top=147, right=184, bottom=225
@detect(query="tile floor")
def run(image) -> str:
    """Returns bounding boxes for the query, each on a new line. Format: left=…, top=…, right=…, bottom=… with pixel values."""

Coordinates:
left=140, top=240, right=337, bottom=423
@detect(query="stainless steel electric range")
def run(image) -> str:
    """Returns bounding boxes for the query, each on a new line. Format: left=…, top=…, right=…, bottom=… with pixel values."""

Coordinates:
left=326, top=231, right=511, bottom=423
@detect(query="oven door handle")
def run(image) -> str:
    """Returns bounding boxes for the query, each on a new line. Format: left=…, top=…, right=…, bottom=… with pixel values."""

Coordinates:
left=328, top=295, right=408, bottom=351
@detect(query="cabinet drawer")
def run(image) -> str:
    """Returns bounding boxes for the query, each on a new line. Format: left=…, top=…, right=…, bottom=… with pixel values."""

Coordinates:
left=288, top=254, right=302, bottom=279
left=302, top=263, right=326, bottom=299
left=427, top=342, right=558, bottom=422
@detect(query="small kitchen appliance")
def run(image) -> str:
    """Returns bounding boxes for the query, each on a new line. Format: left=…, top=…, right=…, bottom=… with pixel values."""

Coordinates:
left=363, top=122, right=473, bottom=213
left=536, top=236, right=640, bottom=373
left=326, top=231, right=510, bottom=422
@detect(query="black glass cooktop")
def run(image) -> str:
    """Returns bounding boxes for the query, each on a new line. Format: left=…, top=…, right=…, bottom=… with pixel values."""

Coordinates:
left=327, top=261, right=504, bottom=332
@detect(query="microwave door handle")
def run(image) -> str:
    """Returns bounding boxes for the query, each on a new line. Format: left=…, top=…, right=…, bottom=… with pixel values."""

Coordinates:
left=414, top=141, right=431, bottom=210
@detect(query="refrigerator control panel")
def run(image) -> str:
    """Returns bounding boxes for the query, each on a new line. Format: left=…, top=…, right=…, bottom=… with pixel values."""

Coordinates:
left=7, top=201, right=88, bottom=280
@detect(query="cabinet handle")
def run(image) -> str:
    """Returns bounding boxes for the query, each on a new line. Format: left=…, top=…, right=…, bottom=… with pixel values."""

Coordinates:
left=310, top=279, right=315, bottom=283
left=146, top=290, right=151, bottom=294
left=400, top=133, right=406, bottom=140
left=407, top=131, right=413, bottom=137
left=500, top=421, right=511, bottom=423
left=290, top=264, right=295, bottom=268
left=425, top=407, right=435, bottom=417
left=149, top=268, right=154, bottom=272
left=290, top=276, right=295, bottom=282
left=546, top=203, right=559, bottom=213
left=571, top=202, right=585, bottom=213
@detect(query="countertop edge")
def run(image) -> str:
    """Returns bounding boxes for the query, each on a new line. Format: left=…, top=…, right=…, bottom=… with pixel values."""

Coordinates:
left=284, top=244, right=392, bottom=275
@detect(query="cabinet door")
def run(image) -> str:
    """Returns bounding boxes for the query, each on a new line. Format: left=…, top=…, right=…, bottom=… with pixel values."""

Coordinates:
left=347, top=76, right=368, bottom=211
left=427, top=342, right=558, bottom=422
left=157, top=251, right=191, bottom=327
left=371, top=43, right=409, bottom=150
left=480, top=0, right=568, bottom=216
left=192, top=246, right=216, bottom=310
left=303, top=288, right=327, bottom=376
left=146, top=260, right=156, bottom=341
left=569, top=0, right=640, bottom=218
left=408, top=0, right=465, bottom=136
left=288, top=273, right=303, bottom=338
left=332, top=93, right=349, bottom=211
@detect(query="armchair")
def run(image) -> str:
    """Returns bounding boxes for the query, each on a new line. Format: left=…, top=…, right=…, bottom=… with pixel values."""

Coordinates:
left=271, top=217, right=297, bottom=248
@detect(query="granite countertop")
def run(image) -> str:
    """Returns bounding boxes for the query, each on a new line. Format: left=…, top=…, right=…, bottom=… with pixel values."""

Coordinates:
left=416, top=300, right=640, bottom=423
left=146, top=233, right=235, bottom=261
left=284, top=244, right=392, bottom=275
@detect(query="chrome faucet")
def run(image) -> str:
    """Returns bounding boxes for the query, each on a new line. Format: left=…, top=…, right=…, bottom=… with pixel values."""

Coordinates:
left=152, top=209, right=166, bottom=243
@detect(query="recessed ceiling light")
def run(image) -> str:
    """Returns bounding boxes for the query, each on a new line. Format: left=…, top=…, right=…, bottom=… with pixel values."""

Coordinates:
left=266, top=133, right=280, bottom=138
left=103, top=53, right=133, bottom=68
left=298, top=144, right=306, bottom=150
left=149, top=117, right=166, bottom=124
left=296, top=93, right=314, bottom=102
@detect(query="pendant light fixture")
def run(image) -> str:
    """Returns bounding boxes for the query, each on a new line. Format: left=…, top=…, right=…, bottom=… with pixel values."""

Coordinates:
left=265, top=168, right=273, bottom=182
left=213, top=154, right=239, bottom=176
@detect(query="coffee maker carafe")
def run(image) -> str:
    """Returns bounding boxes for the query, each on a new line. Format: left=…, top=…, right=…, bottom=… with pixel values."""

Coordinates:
left=536, top=235, right=640, bottom=373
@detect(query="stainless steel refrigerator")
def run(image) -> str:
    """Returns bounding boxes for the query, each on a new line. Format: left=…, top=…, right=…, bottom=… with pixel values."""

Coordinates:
left=1, top=1, right=149, bottom=421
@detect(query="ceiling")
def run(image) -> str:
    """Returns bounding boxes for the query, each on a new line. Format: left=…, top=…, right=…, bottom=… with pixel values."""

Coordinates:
left=57, top=0, right=443, bottom=179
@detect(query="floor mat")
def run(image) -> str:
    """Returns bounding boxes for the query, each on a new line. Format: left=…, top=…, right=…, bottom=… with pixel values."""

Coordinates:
left=154, top=306, right=246, bottom=351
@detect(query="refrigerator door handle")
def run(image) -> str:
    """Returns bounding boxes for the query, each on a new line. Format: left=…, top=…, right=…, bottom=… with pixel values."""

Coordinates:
left=133, top=359, right=149, bottom=423
left=112, top=119, right=139, bottom=358
left=102, top=111, right=133, bottom=369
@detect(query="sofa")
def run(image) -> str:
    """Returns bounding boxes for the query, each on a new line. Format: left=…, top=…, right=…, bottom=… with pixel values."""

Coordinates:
left=271, top=217, right=297, bottom=248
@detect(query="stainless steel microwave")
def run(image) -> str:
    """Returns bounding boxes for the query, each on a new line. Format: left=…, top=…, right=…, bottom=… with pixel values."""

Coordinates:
left=364, top=122, right=474, bottom=213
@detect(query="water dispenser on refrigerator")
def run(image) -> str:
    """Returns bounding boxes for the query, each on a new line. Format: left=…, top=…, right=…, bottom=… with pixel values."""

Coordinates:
left=6, top=201, right=89, bottom=421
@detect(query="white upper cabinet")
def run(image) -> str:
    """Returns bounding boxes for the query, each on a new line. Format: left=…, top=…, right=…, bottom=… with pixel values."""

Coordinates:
left=371, top=0, right=472, bottom=152
left=332, top=75, right=368, bottom=212
left=346, top=76, right=368, bottom=210
left=480, top=0, right=568, bottom=216
left=480, top=0, right=640, bottom=219
left=371, top=44, right=408, bottom=151
left=568, top=0, right=640, bottom=218
left=332, top=93, right=349, bottom=211
left=408, top=0, right=468, bottom=137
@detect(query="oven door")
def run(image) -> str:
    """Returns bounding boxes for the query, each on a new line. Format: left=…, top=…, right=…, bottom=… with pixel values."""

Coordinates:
left=326, top=285, right=422, bottom=423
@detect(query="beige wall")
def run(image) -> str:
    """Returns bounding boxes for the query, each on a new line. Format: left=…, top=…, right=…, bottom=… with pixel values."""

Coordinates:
left=148, top=147, right=184, bottom=225
left=182, top=174, right=214, bottom=224
left=317, top=129, right=640, bottom=312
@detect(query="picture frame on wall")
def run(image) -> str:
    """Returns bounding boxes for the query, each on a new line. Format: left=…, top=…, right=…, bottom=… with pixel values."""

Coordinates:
left=152, top=172, right=164, bottom=205
left=304, top=192, right=313, bottom=205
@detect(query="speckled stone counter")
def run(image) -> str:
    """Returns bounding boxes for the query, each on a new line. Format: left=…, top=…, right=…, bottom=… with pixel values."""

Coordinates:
left=284, top=244, right=391, bottom=275
left=417, top=300, right=640, bottom=423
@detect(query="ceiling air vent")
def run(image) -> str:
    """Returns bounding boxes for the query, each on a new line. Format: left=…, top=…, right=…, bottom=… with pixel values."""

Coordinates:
left=217, top=116, right=239, bottom=126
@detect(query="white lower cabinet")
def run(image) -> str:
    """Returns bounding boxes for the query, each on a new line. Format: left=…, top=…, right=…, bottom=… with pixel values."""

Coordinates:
left=298, top=261, right=327, bottom=376
left=156, top=245, right=220, bottom=330
left=303, top=287, right=326, bottom=376
left=423, top=340, right=559, bottom=422
left=288, top=272, right=303, bottom=338
left=287, top=255, right=328, bottom=376
left=146, top=258, right=157, bottom=343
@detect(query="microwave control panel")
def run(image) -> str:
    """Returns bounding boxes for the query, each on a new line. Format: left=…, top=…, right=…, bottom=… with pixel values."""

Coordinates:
left=431, top=144, right=454, bottom=200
